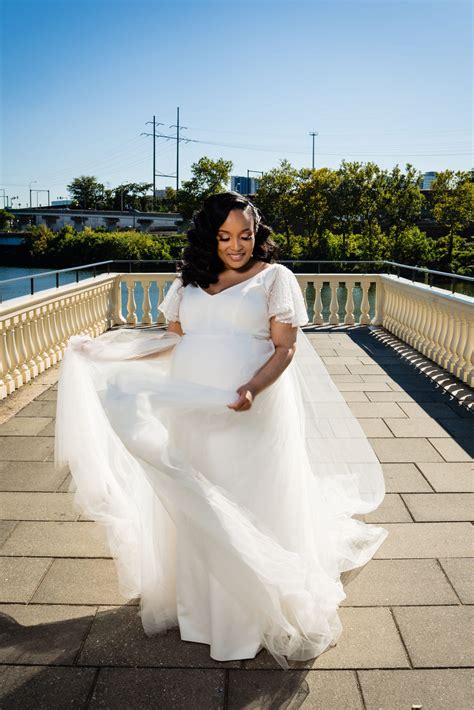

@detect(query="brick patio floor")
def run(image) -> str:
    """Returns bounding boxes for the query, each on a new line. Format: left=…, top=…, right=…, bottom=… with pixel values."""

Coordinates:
left=0, top=326, right=473, bottom=709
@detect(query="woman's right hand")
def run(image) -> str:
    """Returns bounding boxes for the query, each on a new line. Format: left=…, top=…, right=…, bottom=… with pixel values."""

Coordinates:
left=167, top=320, right=184, bottom=336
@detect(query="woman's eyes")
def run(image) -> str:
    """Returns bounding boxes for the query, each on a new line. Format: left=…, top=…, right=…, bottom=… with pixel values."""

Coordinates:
left=218, top=235, right=253, bottom=241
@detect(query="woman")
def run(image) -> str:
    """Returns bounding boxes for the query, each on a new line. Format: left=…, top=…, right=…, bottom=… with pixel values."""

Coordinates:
left=55, top=191, right=388, bottom=670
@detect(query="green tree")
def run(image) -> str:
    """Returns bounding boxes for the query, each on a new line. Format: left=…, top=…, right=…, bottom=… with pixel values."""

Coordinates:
left=334, top=161, right=389, bottom=260
left=112, top=182, right=153, bottom=211
left=431, top=170, right=473, bottom=266
left=254, top=159, right=299, bottom=248
left=175, top=157, right=233, bottom=222
left=67, top=176, right=105, bottom=209
left=393, top=226, right=435, bottom=266
left=354, top=162, right=385, bottom=258
left=332, top=163, right=362, bottom=258
left=379, top=163, right=425, bottom=261
left=292, top=167, right=339, bottom=254
left=0, top=209, right=14, bottom=230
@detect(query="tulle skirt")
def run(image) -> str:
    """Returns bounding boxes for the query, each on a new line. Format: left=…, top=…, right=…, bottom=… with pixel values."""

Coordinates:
left=54, top=326, right=388, bottom=670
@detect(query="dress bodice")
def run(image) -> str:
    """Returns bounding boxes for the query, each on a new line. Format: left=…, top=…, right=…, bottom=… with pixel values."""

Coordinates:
left=158, top=263, right=309, bottom=338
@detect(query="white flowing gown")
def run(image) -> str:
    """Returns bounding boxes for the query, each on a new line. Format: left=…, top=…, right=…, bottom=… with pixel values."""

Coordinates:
left=54, top=263, right=388, bottom=670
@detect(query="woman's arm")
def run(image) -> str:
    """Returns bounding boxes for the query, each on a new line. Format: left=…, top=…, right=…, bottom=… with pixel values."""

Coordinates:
left=167, top=320, right=185, bottom=336
left=227, top=318, right=298, bottom=412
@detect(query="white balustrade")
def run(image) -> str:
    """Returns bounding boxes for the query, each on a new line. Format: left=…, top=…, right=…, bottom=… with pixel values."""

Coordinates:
left=1, top=271, right=472, bottom=399
left=0, top=274, right=116, bottom=399
left=378, top=275, right=473, bottom=386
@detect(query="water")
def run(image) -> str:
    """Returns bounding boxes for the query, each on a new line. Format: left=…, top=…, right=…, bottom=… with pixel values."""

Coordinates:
left=0, top=266, right=175, bottom=322
left=0, top=266, right=96, bottom=303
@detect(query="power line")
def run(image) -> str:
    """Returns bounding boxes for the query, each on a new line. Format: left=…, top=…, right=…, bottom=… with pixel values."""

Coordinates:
left=153, top=132, right=471, bottom=157
left=2, top=123, right=471, bottom=198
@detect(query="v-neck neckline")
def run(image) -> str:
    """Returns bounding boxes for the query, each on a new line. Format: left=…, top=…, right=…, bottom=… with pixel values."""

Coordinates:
left=198, top=263, right=277, bottom=297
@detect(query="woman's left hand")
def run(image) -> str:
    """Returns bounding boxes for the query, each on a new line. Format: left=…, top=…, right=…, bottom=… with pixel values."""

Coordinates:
left=227, top=383, right=257, bottom=411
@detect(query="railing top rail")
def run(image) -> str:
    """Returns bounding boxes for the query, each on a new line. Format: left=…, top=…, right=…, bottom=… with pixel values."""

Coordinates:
left=0, top=260, right=114, bottom=285
left=380, top=260, right=473, bottom=282
left=1, top=259, right=472, bottom=287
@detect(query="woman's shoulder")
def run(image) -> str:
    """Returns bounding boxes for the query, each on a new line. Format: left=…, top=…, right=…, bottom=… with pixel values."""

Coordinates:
left=266, top=263, right=309, bottom=326
left=168, top=273, right=185, bottom=289
left=263, top=262, right=297, bottom=286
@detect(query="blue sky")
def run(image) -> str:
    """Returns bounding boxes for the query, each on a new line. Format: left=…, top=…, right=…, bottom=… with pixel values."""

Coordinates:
left=1, top=0, right=472, bottom=208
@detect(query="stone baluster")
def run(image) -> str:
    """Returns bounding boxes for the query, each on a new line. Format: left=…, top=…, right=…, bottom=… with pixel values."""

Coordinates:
left=5, top=323, right=23, bottom=387
left=112, top=277, right=126, bottom=326
left=360, top=281, right=371, bottom=325
left=373, top=277, right=385, bottom=326
left=459, top=318, right=473, bottom=385
left=142, top=280, right=152, bottom=325
left=156, top=280, right=167, bottom=325
left=24, top=310, right=39, bottom=378
left=328, top=280, right=339, bottom=325
left=312, top=280, right=323, bottom=325
left=17, top=315, right=31, bottom=383
left=126, top=281, right=138, bottom=325
left=45, top=304, right=58, bottom=364
left=0, top=324, right=14, bottom=395
left=344, top=281, right=355, bottom=325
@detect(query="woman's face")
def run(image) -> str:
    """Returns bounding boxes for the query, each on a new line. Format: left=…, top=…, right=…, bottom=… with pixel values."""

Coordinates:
left=216, top=208, right=256, bottom=270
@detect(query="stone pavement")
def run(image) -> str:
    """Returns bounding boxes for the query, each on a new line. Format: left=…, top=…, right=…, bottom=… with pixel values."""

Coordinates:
left=0, top=325, right=472, bottom=709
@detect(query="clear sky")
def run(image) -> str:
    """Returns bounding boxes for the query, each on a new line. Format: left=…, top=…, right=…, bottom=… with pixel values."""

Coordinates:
left=1, top=0, right=472, bottom=208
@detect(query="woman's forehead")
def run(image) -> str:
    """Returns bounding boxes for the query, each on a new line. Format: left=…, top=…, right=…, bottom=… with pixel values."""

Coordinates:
left=219, top=208, right=254, bottom=230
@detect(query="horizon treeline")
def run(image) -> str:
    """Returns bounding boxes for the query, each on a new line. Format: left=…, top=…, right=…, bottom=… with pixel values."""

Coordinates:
left=2, top=158, right=472, bottom=274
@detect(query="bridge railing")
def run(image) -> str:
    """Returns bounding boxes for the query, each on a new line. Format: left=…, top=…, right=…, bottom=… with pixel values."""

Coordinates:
left=0, top=274, right=116, bottom=398
left=1, top=268, right=472, bottom=399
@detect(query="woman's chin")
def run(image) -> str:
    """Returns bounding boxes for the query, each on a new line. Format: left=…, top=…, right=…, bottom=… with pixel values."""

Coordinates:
left=222, top=255, right=252, bottom=269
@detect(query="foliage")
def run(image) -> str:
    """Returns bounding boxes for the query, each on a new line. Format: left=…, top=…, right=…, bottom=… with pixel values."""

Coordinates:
left=21, top=161, right=471, bottom=274
left=430, top=170, right=474, bottom=268
left=66, top=176, right=158, bottom=212
left=255, top=161, right=472, bottom=272
left=253, top=160, right=300, bottom=249
left=0, top=209, right=14, bottom=230
left=174, top=157, right=233, bottom=223
left=25, top=224, right=175, bottom=267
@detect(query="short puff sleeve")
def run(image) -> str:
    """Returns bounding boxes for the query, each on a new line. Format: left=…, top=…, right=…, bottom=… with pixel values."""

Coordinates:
left=268, top=264, right=309, bottom=327
left=158, top=276, right=184, bottom=322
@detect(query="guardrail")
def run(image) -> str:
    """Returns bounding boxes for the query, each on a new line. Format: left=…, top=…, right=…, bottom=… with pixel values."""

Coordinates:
left=1, top=259, right=472, bottom=300
left=0, top=274, right=116, bottom=398
left=0, top=268, right=472, bottom=399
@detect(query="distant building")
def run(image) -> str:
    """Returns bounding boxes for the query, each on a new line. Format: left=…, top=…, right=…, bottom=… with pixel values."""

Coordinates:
left=51, top=199, right=74, bottom=207
left=7, top=208, right=183, bottom=233
left=231, top=176, right=261, bottom=195
left=421, top=171, right=437, bottom=190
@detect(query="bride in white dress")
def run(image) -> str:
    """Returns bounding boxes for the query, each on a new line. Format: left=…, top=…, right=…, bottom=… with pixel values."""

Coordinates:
left=54, top=191, right=388, bottom=670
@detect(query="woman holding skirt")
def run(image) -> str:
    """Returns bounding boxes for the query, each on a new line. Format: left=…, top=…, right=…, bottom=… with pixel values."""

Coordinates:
left=55, top=191, right=388, bottom=669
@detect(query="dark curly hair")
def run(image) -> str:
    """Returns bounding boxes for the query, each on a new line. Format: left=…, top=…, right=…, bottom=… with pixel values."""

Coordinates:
left=177, top=191, right=279, bottom=288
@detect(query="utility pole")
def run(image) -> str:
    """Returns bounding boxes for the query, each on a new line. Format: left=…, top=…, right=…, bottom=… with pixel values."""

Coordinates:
left=309, top=131, right=318, bottom=169
left=170, top=107, right=188, bottom=193
left=153, top=115, right=156, bottom=211
left=143, top=116, right=164, bottom=212
left=141, top=110, right=189, bottom=209
left=153, top=115, right=156, bottom=210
